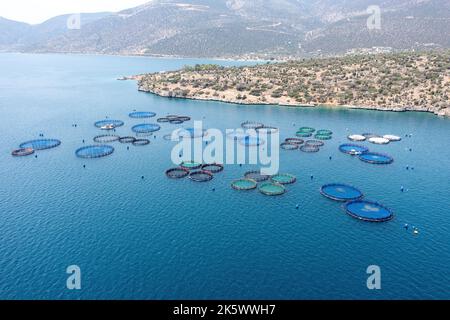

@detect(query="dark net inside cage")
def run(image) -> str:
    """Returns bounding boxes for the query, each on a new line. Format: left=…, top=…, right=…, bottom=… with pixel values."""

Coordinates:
left=201, top=163, right=224, bottom=173
left=119, top=136, right=137, bottom=144
left=132, top=139, right=150, bottom=146
left=132, top=123, right=161, bottom=134
left=93, top=135, right=120, bottom=143
left=305, top=140, right=325, bottom=147
left=94, top=119, right=124, bottom=129
left=241, top=121, right=264, bottom=130
left=165, top=167, right=190, bottom=179
left=300, top=145, right=320, bottom=153
left=244, top=170, right=270, bottom=182
left=189, top=170, right=214, bottom=182
left=75, top=145, right=114, bottom=159
left=129, top=111, right=156, bottom=118
left=19, top=139, right=61, bottom=150
left=280, top=142, right=299, bottom=150
left=12, top=148, right=35, bottom=157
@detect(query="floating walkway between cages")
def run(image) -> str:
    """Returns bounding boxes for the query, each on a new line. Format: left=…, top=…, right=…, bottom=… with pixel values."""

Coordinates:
left=19, top=139, right=61, bottom=150
left=94, top=120, right=124, bottom=130
left=75, top=145, right=114, bottom=159
left=259, top=182, right=286, bottom=196
left=132, top=123, right=161, bottom=134
left=320, top=184, right=364, bottom=202
left=231, top=178, right=258, bottom=191
left=339, top=144, right=369, bottom=155
left=358, top=152, right=394, bottom=165
left=165, top=167, right=190, bottom=179
left=271, top=173, right=296, bottom=185
left=129, top=111, right=156, bottom=118
left=189, top=170, right=214, bottom=182
left=344, top=200, right=393, bottom=222
left=93, top=135, right=120, bottom=143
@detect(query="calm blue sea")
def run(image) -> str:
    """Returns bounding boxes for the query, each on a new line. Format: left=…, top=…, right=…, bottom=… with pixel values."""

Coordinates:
left=0, top=53, right=449, bottom=300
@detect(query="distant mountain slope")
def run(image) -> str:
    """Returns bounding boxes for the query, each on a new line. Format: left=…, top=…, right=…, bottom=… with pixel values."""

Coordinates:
left=1, top=0, right=449, bottom=57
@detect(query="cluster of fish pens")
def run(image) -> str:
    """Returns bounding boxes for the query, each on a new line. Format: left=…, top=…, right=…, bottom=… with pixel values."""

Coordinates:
left=231, top=171, right=297, bottom=196
left=281, top=127, right=333, bottom=152
left=165, top=162, right=224, bottom=183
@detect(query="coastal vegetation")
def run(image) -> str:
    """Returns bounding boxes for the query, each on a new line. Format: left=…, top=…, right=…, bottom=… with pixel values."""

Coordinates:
left=137, top=51, right=450, bottom=117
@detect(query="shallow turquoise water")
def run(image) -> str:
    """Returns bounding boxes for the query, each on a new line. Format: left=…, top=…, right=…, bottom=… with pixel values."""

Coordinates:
left=0, top=53, right=449, bottom=300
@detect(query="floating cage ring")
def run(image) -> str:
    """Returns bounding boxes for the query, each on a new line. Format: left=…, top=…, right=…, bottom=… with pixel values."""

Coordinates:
left=314, top=134, right=332, bottom=140
left=129, top=111, right=156, bottom=119
left=344, top=200, right=394, bottom=222
left=280, top=142, right=299, bottom=150
left=320, top=184, right=364, bottom=202
left=383, top=134, right=401, bottom=142
left=132, top=139, right=150, bottom=146
left=231, top=178, right=258, bottom=191
left=201, top=163, right=224, bottom=173
left=11, top=148, right=35, bottom=157
left=93, top=134, right=120, bottom=143
left=244, top=170, right=270, bottom=182
left=271, top=173, right=297, bottom=185
left=241, top=121, right=264, bottom=130
left=75, top=145, right=114, bottom=159
left=368, top=137, right=390, bottom=145
left=19, top=139, right=61, bottom=150
left=169, top=119, right=184, bottom=125
left=305, top=140, right=325, bottom=147
left=358, top=152, right=394, bottom=165
left=300, top=145, right=320, bottom=153
left=348, top=134, right=366, bottom=142
left=296, top=132, right=312, bottom=138
left=166, top=115, right=181, bottom=120
left=316, top=129, right=333, bottom=135
left=94, top=120, right=124, bottom=129
left=297, top=127, right=316, bottom=133
left=285, top=138, right=304, bottom=145
left=132, top=123, right=161, bottom=134
left=339, top=143, right=369, bottom=155
left=256, top=126, right=279, bottom=134
left=157, top=117, right=170, bottom=123
left=177, top=116, right=191, bottom=122
left=189, top=170, right=214, bottom=182
left=165, top=167, right=189, bottom=179
left=258, top=182, right=286, bottom=196
left=180, top=161, right=202, bottom=170
left=119, top=136, right=137, bottom=144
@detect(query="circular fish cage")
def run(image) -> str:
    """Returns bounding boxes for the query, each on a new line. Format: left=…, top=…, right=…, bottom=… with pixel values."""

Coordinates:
left=189, top=170, right=214, bottom=182
left=280, top=142, right=299, bottom=150
left=320, top=184, right=364, bottom=202
left=271, top=173, right=296, bottom=185
left=241, top=121, right=264, bottom=130
left=296, top=131, right=313, bottom=138
left=244, top=170, right=270, bottom=182
left=132, top=139, right=150, bottom=146
left=94, top=120, right=124, bottom=130
left=316, top=129, right=333, bottom=135
left=201, top=163, right=224, bottom=173
left=239, top=136, right=265, bottom=147
left=11, top=148, right=35, bottom=157
left=368, top=137, right=390, bottom=145
left=180, top=161, right=202, bottom=170
left=177, top=116, right=191, bottom=122
left=119, top=136, right=137, bottom=144
left=298, top=127, right=316, bottom=133
left=305, top=140, right=325, bottom=147
left=348, top=134, right=366, bottom=142
left=358, top=152, right=394, bottom=165
left=19, top=139, right=61, bottom=150
left=259, top=182, right=286, bottom=196
left=132, top=123, right=161, bottom=134
left=75, top=145, right=114, bottom=159
left=231, top=178, right=258, bottom=191
left=285, top=138, right=304, bottom=145
left=339, top=144, right=369, bottom=155
left=157, top=117, right=170, bottom=123
left=314, top=134, right=332, bottom=140
left=93, top=134, right=120, bottom=143
left=256, top=126, right=279, bottom=135
left=169, top=119, right=184, bottom=124
left=129, top=111, right=156, bottom=119
left=300, top=145, right=320, bottom=153
left=344, top=200, right=393, bottom=222
left=383, top=134, right=401, bottom=142
left=178, top=128, right=207, bottom=139
left=165, top=167, right=189, bottom=179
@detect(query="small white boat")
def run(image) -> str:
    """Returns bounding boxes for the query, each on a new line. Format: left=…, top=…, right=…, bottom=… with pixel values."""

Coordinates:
left=101, top=124, right=115, bottom=130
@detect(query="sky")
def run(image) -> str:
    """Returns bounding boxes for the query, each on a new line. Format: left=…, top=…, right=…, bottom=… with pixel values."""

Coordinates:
left=0, top=0, right=151, bottom=24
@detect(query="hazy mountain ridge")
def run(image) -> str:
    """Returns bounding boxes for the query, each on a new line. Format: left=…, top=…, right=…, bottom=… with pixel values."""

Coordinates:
left=1, top=0, right=449, bottom=57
